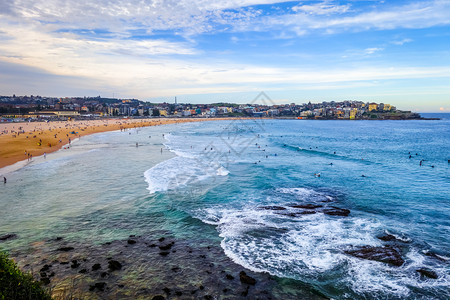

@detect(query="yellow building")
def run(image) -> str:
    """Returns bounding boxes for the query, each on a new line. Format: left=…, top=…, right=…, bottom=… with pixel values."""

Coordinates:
left=383, top=104, right=392, bottom=111
left=159, top=109, right=168, bottom=116
left=368, top=103, right=378, bottom=111
left=349, top=109, right=357, bottom=119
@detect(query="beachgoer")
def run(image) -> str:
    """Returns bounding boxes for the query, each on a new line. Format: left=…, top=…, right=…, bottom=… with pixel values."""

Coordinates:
left=136, top=142, right=138, bottom=147
left=44, top=152, right=46, bottom=159
left=3, top=177, right=6, bottom=184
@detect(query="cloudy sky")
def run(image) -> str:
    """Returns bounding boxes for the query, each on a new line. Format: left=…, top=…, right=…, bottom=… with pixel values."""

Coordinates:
left=0, top=0, right=449, bottom=111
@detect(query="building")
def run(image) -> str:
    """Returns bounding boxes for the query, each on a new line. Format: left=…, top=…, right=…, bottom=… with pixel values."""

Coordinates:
left=368, top=103, right=378, bottom=111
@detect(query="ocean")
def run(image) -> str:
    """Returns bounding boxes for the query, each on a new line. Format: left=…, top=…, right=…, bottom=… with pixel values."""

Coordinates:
left=1, top=117, right=449, bottom=299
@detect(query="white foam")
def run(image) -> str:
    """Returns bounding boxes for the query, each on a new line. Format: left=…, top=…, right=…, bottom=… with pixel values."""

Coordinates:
left=193, top=197, right=450, bottom=298
left=144, top=156, right=229, bottom=194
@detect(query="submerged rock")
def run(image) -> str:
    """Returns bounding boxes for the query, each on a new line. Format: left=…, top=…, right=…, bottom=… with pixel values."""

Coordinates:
left=239, top=271, right=256, bottom=285
left=345, top=246, right=404, bottom=266
left=416, top=268, right=438, bottom=279
left=0, top=233, right=18, bottom=241
left=127, top=239, right=137, bottom=245
left=323, top=206, right=350, bottom=216
left=378, top=234, right=397, bottom=241
left=159, top=242, right=174, bottom=251
left=70, top=260, right=80, bottom=268
left=258, top=206, right=286, bottom=211
left=89, top=282, right=106, bottom=292
left=57, top=246, right=75, bottom=252
left=290, top=204, right=323, bottom=209
left=40, top=264, right=51, bottom=272
left=92, top=263, right=101, bottom=271
left=108, top=260, right=122, bottom=271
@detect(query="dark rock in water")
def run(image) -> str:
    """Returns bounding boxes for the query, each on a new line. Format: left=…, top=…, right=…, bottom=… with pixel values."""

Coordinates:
left=152, top=296, right=165, bottom=300
left=129, top=235, right=135, bottom=238
left=162, top=287, right=171, bottom=295
left=40, top=277, right=50, bottom=285
left=108, top=260, right=122, bottom=271
left=57, top=246, right=74, bottom=252
left=345, top=246, right=404, bottom=266
left=258, top=206, right=286, bottom=211
left=239, top=271, right=256, bottom=285
left=101, top=272, right=108, bottom=278
left=290, top=204, right=323, bottom=209
left=171, top=267, right=180, bottom=272
left=417, top=268, right=438, bottom=279
left=127, top=239, right=136, bottom=245
left=40, top=264, right=51, bottom=272
left=241, top=286, right=250, bottom=296
left=204, top=295, right=213, bottom=300
left=378, top=234, right=396, bottom=241
left=159, top=251, right=170, bottom=256
left=159, top=242, right=174, bottom=251
left=60, top=261, right=69, bottom=265
left=92, top=263, right=101, bottom=271
left=159, top=237, right=165, bottom=242
left=0, top=233, right=17, bottom=241
left=70, top=260, right=80, bottom=268
left=55, top=237, right=63, bottom=241
left=424, top=251, right=448, bottom=262
left=323, top=206, right=350, bottom=216
left=89, top=282, right=106, bottom=292
left=175, top=291, right=182, bottom=296
left=226, top=274, right=234, bottom=280
left=79, top=269, right=87, bottom=274
left=298, top=210, right=317, bottom=215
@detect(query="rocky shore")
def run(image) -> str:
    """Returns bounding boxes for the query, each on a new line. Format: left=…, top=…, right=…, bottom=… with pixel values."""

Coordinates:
left=6, top=234, right=326, bottom=299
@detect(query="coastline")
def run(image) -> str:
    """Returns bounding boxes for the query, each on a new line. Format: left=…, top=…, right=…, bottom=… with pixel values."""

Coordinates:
left=0, top=118, right=219, bottom=172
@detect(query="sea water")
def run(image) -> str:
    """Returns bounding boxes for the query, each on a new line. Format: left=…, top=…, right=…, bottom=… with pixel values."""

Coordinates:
left=1, top=117, right=449, bottom=299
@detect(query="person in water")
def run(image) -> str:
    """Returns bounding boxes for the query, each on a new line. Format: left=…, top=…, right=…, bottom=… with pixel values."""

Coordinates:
left=3, top=177, right=6, bottom=184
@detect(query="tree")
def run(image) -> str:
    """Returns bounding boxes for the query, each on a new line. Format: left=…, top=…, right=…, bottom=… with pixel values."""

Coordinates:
left=152, top=109, right=160, bottom=117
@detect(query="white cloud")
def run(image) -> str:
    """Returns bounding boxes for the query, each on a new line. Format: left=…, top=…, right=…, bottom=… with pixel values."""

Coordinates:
left=391, top=38, right=413, bottom=45
left=292, top=1, right=351, bottom=16
left=266, top=1, right=450, bottom=36
left=364, top=47, right=384, bottom=55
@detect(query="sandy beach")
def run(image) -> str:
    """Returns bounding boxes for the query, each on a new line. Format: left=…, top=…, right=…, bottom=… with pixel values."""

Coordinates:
left=0, top=118, right=207, bottom=170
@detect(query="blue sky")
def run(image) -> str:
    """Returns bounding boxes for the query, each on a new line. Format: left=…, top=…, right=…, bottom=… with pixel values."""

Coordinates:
left=0, top=0, right=449, bottom=111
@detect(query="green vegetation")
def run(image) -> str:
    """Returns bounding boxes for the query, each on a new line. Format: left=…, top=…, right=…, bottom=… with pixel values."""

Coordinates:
left=0, top=251, right=52, bottom=300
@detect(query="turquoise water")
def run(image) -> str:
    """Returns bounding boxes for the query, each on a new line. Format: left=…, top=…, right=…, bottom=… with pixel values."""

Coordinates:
left=1, top=118, right=449, bottom=299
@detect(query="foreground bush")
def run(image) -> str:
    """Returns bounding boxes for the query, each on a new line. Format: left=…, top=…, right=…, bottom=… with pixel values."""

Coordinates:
left=0, top=251, right=51, bottom=300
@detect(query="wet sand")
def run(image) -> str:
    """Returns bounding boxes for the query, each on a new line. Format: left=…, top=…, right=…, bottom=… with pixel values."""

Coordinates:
left=0, top=118, right=210, bottom=169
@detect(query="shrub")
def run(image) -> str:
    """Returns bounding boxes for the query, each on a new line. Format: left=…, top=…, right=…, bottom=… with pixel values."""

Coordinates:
left=0, top=251, right=52, bottom=300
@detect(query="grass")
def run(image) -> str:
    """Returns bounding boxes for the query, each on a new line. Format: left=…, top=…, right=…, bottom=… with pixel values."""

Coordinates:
left=0, top=251, right=52, bottom=300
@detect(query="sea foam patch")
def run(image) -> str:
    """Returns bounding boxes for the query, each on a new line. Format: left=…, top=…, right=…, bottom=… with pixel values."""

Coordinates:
left=193, top=187, right=449, bottom=298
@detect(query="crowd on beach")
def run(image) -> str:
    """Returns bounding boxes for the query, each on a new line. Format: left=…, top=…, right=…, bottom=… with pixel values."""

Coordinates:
left=0, top=118, right=206, bottom=170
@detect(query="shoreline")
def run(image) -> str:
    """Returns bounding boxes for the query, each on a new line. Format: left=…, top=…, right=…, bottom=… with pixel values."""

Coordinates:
left=0, top=118, right=220, bottom=172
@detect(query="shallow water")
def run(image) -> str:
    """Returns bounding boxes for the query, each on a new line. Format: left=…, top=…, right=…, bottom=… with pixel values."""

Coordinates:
left=1, top=119, right=449, bottom=299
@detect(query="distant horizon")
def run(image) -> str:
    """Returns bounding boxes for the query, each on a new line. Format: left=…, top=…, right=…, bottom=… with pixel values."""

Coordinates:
left=1, top=1, right=449, bottom=113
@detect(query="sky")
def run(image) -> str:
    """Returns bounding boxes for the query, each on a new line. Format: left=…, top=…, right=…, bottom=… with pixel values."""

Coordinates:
left=0, top=0, right=449, bottom=112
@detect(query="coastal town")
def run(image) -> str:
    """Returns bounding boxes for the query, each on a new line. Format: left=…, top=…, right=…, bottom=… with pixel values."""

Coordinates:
left=1, top=94, right=423, bottom=121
